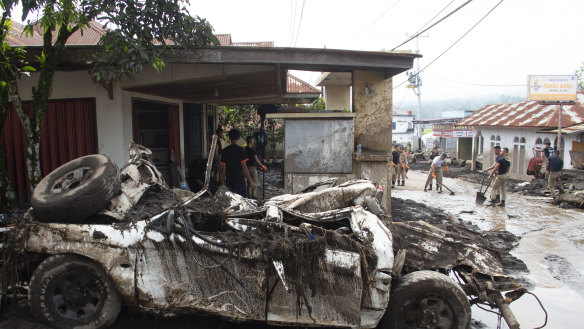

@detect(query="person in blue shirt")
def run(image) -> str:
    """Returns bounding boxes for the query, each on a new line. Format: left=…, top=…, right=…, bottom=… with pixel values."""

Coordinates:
left=546, top=150, right=564, bottom=197
left=488, top=147, right=511, bottom=207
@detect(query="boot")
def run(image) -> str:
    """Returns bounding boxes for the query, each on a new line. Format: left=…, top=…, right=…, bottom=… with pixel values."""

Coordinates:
left=495, top=195, right=501, bottom=203
left=401, top=180, right=405, bottom=186
left=498, top=200, right=506, bottom=207
left=429, top=183, right=432, bottom=191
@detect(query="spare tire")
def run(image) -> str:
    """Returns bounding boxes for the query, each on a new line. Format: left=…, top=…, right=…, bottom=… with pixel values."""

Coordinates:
left=32, top=154, right=120, bottom=223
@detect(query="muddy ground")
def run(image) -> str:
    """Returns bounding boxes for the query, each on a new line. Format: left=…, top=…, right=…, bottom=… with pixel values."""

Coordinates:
left=410, top=158, right=584, bottom=208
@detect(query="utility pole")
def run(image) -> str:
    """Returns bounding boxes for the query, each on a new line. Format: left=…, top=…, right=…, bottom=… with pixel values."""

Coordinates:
left=406, top=34, right=428, bottom=146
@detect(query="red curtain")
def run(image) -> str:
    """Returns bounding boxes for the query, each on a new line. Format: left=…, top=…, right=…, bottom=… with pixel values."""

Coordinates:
left=0, top=98, right=97, bottom=205
left=168, top=104, right=181, bottom=162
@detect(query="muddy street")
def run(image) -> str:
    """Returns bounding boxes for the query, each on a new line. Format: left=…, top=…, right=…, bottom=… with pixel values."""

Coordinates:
left=392, top=170, right=584, bottom=329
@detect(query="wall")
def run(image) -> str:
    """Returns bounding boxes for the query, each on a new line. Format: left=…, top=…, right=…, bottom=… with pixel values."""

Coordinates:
left=324, top=85, right=350, bottom=111
left=16, top=71, right=126, bottom=166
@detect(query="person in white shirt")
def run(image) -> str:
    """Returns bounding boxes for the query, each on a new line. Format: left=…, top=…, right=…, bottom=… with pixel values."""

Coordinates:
left=424, top=153, right=447, bottom=193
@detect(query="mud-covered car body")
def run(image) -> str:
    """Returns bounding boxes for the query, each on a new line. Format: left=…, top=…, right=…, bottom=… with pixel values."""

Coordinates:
left=21, top=182, right=393, bottom=328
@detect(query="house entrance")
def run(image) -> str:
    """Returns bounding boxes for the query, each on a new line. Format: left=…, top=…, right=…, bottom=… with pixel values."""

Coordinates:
left=132, top=99, right=180, bottom=185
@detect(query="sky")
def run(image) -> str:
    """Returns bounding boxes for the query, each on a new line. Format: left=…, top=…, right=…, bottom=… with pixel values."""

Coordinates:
left=190, top=0, right=584, bottom=105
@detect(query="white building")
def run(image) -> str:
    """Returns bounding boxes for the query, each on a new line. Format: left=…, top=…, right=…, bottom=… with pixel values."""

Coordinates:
left=458, top=95, right=584, bottom=179
left=392, top=112, right=415, bottom=146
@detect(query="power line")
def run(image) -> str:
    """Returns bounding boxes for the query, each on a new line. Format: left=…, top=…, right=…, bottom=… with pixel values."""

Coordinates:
left=354, top=0, right=402, bottom=37
left=294, top=0, right=306, bottom=47
left=290, top=0, right=298, bottom=46
left=391, top=0, right=474, bottom=51
left=394, top=0, right=505, bottom=90
left=413, top=0, right=457, bottom=35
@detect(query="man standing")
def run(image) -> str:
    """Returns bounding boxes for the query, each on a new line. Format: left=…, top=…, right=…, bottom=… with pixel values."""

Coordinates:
left=425, top=153, right=447, bottom=193
left=425, top=147, right=439, bottom=190
left=245, top=136, right=267, bottom=199
left=483, top=146, right=502, bottom=202
left=398, top=146, right=407, bottom=186
left=220, top=129, right=256, bottom=197
left=546, top=150, right=564, bottom=197
left=488, top=147, right=511, bottom=207
left=391, top=145, right=401, bottom=188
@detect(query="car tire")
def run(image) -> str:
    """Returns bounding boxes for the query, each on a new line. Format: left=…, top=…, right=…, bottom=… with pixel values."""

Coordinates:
left=380, top=270, right=471, bottom=329
left=29, top=254, right=122, bottom=329
left=32, top=154, right=120, bottom=223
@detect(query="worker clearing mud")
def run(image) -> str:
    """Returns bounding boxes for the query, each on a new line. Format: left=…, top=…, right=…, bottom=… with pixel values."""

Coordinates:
left=487, top=147, right=511, bottom=207
left=547, top=149, right=564, bottom=197
left=398, top=146, right=407, bottom=186
left=424, top=147, right=439, bottom=190
left=245, top=136, right=267, bottom=199
left=424, top=153, right=447, bottom=193
left=483, top=145, right=502, bottom=203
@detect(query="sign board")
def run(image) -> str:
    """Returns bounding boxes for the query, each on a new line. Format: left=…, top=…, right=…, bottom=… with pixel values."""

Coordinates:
left=527, top=75, right=577, bottom=101
left=432, top=124, right=473, bottom=138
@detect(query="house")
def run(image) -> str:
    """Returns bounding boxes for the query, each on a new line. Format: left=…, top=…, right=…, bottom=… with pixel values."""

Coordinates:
left=457, top=94, right=584, bottom=178
left=391, top=109, right=415, bottom=146
left=2, top=22, right=418, bottom=208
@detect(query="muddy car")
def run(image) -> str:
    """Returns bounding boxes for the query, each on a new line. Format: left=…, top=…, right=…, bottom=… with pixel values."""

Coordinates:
left=1, top=138, right=528, bottom=329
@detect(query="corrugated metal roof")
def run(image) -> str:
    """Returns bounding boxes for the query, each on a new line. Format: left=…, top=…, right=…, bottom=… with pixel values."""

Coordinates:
left=457, top=93, right=584, bottom=128
left=287, top=73, right=321, bottom=94
left=537, top=122, right=584, bottom=135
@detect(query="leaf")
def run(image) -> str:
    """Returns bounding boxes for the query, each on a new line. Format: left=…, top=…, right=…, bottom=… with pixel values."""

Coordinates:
left=21, top=66, right=36, bottom=72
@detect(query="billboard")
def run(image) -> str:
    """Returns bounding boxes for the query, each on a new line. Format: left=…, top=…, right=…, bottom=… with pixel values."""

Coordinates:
left=527, top=75, right=577, bottom=101
left=432, top=124, right=473, bottom=138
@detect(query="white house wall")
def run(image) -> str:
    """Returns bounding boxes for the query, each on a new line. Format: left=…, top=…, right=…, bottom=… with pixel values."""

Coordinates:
left=473, top=127, right=578, bottom=176
left=16, top=71, right=190, bottom=171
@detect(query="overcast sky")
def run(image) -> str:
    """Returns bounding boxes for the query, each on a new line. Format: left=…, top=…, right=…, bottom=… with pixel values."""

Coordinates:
left=191, top=0, right=584, bottom=105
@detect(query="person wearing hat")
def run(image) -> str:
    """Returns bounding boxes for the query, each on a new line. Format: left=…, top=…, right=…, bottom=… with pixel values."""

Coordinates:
left=424, top=153, right=447, bottom=193
left=488, top=147, right=511, bottom=206
left=220, top=129, right=256, bottom=197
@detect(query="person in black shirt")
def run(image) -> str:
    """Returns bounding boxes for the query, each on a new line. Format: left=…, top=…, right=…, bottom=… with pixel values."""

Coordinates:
left=245, top=136, right=267, bottom=198
left=391, top=145, right=401, bottom=188
left=546, top=150, right=564, bottom=197
left=488, top=147, right=510, bottom=207
left=220, top=129, right=255, bottom=197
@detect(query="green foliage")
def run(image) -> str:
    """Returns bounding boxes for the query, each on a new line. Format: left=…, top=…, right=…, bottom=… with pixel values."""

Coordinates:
left=306, top=97, right=325, bottom=111
left=218, top=105, right=284, bottom=157
left=575, top=63, right=584, bottom=90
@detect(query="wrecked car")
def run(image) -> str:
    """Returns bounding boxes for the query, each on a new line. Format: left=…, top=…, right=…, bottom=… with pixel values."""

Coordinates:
left=1, top=137, right=529, bottom=329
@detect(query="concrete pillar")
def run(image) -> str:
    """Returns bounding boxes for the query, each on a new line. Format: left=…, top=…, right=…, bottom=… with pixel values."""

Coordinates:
left=352, top=70, right=393, bottom=211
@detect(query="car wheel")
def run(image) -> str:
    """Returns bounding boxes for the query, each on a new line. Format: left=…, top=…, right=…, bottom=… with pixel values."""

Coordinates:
left=381, top=270, right=471, bottom=329
left=32, top=154, right=120, bottom=223
left=29, top=254, right=122, bottom=329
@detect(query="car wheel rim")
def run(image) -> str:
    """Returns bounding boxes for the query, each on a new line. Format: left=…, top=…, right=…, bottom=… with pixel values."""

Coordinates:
left=46, top=271, right=105, bottom=320
left=51, top=167, right=94, bottom=194
left=402, top=296, right=455, bottom=329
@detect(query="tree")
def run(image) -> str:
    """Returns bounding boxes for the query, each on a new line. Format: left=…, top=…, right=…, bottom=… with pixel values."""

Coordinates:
left=218, top=105, right=284, bottom=158
left=0, top=0, right=217, bottom=189
left=575, top=63, right=584, bottom=90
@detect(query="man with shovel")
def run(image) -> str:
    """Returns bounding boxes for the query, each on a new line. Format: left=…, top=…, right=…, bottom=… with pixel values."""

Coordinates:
left=483, top=145, right=502, bottom=203
left=424, top=153, right=447, bottom=193
left=488, top=147, right=511, bottom=207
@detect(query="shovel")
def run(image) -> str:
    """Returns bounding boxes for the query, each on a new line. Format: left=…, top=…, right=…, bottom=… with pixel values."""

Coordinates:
left=476, top=175, right=493, bottom=204
left=439, top=183, right=456, bottom=195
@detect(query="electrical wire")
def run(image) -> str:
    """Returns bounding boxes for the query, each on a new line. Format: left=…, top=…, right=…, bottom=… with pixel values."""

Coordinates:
left=527, top=291, right=548, bottom=329
left=293, top=0, right=306, bottom=47
left=391, top=0, right=474, bottom=51
left=413, top=0, right=457, bottom=36
left=353, top=0, right=402, bottom=37
left=393, top=0, right=505, bottom=90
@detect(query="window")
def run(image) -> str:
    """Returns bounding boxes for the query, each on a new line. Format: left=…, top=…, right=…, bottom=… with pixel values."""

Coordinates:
left=520, top=137, right=526, bottom=144
left=535, top=137, right=542, bottom=147
left=490, top=135, right=495, bottom=147
left=496, top=135, right=501, bottom=146
left=392, top=122, right=396, bottom=130
left=513, top=137, right=519, bottom=143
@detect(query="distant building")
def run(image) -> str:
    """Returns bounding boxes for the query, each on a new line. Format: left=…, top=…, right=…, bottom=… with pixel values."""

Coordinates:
left=458, top=94, right=584, bottom=177
left=392, top=110, right=415, bottom=146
